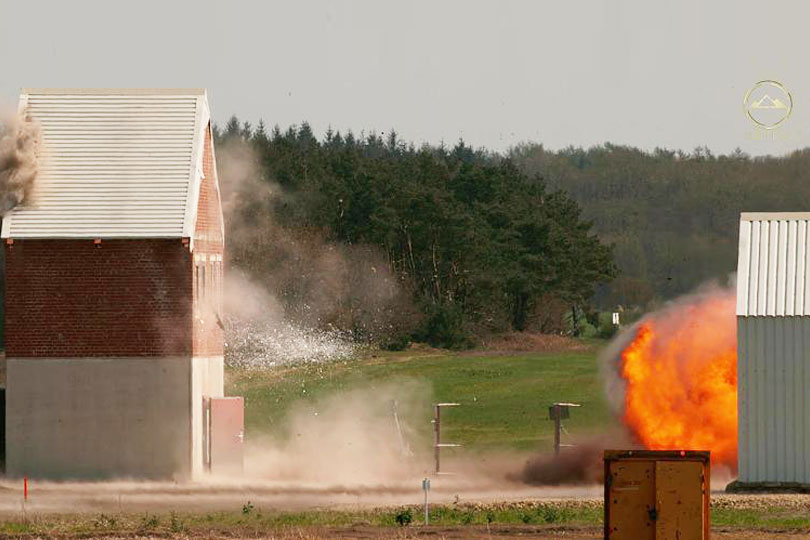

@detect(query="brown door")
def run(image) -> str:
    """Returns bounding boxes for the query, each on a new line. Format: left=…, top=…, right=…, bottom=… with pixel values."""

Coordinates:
left=655, top=461, right=705, bottom=540
left=607, top=460, right=656, bottom=540
left=607, top=459, right=706, bottom=540
left=209, top=397, right=244, bottom=475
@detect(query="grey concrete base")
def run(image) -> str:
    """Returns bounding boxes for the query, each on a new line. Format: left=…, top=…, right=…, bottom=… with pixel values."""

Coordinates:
left=726, top=480, right=810, bottom=493
left=6, top=356, right=223, bottom=480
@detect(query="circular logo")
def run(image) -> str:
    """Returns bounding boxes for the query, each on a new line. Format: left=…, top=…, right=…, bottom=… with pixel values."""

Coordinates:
left=744, top=80, right=792, bottom=130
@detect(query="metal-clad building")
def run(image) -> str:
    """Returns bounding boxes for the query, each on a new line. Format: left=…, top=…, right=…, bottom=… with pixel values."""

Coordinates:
left=736, top=212, right=810, bottom=487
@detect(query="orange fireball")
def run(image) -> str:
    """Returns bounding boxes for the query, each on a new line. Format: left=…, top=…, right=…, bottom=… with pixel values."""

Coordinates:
left=620, top=291, right=738, bottom=468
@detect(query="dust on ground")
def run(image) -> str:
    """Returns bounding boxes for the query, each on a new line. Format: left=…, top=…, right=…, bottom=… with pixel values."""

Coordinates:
left=4, top=473, right=810, bottom=515
left=0, top=477, right=602, bottom=515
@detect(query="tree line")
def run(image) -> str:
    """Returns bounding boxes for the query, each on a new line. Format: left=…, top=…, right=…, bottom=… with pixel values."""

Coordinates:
left=509, top=143, right=810, bottom=314
left=216, top=118, right=615, bottom=347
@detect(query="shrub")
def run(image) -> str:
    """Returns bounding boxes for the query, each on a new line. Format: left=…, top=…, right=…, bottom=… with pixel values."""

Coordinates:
left=540, top=506, right=560, bottom=523
left=138, top=514, right=159, bottom=531
left=380, top=333, right=411, bottom=351
left=169, top=512, right=185, bottom=533
left=93, top=514, right=117, bottom=529
left=416, top=302, right=473, bottom=349
left=394, top=508, right=413, bottom=526
left=597, top=312, right=618, bottom=339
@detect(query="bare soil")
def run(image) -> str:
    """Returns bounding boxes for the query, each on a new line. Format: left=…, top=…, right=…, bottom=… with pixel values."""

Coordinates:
left=25, top=527, right=810, bottom=540
left=477, top=332, right=590, bottom=354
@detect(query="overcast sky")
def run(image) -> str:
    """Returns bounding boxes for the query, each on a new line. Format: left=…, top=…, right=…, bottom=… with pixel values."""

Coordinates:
left=1, top=0, right=808, bottom=155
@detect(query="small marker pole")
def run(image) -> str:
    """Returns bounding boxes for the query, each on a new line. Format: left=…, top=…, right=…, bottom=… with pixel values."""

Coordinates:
left=422, top=478, right=431, bottom=525
left=23, top=476, right=27, bottom=501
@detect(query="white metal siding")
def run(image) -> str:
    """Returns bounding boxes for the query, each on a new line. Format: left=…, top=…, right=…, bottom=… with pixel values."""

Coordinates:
left=737, top=317, right=810, bottom=483
left=2, top=90, right=208, bottom=239
left=737, top=213, right=810, bottom=316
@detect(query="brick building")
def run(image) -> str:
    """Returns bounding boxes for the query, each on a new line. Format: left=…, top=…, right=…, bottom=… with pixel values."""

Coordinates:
left=1, top=89, right=240, bottom=479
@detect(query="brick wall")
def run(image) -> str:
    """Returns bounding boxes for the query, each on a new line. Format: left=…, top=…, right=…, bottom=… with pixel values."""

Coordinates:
left=192, top=124, right=225, bottom=356
left=5, top=239, right=192, bottom=357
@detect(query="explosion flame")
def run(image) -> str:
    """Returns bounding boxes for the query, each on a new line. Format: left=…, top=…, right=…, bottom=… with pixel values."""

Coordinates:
left=619, top=289, right=738, bottom=468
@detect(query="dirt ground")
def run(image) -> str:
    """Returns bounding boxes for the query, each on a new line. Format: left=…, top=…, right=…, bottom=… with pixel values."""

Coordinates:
left=0, top=478, right=604, bottom=515
left=4, top=480, right=810, bottom=538
left=246, top=528, right=810, bottom=539
left=25, top=527, right=810, bottom=539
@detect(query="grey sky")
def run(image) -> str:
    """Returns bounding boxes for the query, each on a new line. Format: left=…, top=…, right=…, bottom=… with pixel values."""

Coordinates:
left=1, top=0, right=807, bottom=155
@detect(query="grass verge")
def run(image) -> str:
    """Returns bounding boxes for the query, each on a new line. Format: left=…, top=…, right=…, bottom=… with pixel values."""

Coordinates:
left=226, top=347, right=613, bottom=452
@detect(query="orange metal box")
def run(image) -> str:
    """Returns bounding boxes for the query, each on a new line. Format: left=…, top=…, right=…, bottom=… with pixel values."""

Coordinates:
left=604, top=450, right=710, bottom=540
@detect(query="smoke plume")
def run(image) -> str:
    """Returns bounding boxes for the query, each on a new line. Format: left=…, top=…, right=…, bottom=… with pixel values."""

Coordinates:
left=217, top=138, right=417, bottom=367
left=517, top=432, right=635, bottom=486
left=0, top=113, right=39, bottom=214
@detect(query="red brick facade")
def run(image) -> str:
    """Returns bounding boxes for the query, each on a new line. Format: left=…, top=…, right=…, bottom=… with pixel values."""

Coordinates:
left=5, top=239, right=193, bottom=357
left=192, top=125, right=224, bottom=356
left=5, top=124, right=225, bottom=359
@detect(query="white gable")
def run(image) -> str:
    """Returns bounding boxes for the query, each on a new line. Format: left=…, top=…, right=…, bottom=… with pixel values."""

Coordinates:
left=737, top=212, right=810, bottom=316
left=1, top=88, right=212, bottom=239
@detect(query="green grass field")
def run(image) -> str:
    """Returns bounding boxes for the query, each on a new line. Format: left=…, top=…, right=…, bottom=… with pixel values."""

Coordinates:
left=226, top=346, right=614, bottom=453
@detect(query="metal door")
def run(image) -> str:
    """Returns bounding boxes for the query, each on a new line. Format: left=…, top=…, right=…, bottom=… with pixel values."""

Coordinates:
left=607, top=460, right=656, bottom=540
left=207, top=397, right=244, bottom=475
left=655, top=461, right=705, bottom=540
left=605, top=451, right=709, bottom=540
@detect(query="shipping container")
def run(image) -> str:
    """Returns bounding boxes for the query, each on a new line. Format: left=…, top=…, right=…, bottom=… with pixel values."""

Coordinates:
left=604, top=450, right=710, bottom=540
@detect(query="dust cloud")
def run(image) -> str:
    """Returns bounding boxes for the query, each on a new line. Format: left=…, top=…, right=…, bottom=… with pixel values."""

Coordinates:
left=0, top=111, right=39, bottom=214
left=217, top=138, right=417, bottom=367
left=241, top=381, right=431, bottom=486
left=224, top=269, right=355, bottom=368
left=517, top=432, right=636, bottom=486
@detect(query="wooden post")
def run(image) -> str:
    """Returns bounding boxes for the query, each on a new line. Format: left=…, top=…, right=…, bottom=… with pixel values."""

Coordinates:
left=553, top=404, right=562, bottom=456
left=433, top=404, right=441, bottom=474
left=432, top=403, right=461, bottom=475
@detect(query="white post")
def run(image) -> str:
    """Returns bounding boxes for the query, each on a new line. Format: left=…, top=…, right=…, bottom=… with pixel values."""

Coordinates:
left=422, top=477, right=430, bottom=524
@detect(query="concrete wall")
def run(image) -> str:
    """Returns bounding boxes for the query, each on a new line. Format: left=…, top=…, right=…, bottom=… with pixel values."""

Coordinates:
left=190, top=355, right=224, bottom=478
left=7, top=357, right=192, bottom=480
left=737, top=316, right=810, bottom=485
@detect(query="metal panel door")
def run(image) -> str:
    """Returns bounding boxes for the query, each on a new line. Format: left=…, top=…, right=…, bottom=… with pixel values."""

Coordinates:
left=655, top=461, right=705, bottom=540
left=606, top=460, right=656, bottom=540
left=209, top=397, right=244, bottom=475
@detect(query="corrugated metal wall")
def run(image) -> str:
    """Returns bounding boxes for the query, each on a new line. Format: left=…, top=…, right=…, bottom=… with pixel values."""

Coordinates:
left=737, top=216, right=810, bottom=317
left=737, top=213, right=810, bottom=485
left=737, top=317, right=810, bottom=483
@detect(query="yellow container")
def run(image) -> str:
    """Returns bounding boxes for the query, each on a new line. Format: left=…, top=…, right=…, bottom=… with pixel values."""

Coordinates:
left=604, top=450, right=710, bottom=540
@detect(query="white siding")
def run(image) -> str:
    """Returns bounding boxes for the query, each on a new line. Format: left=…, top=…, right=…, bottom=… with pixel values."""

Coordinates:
left=1, top=89, right=210, bottom=239
left=737, top=213, right=810, bottom=316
